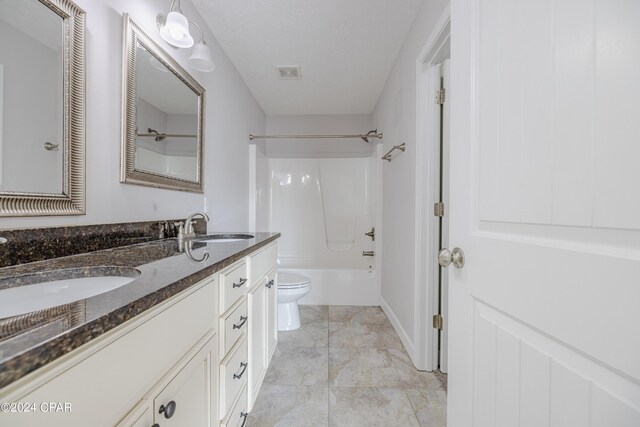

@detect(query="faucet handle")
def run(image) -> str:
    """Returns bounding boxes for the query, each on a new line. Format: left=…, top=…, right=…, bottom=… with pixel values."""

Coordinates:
left=174, top=221, right=185, bottom=236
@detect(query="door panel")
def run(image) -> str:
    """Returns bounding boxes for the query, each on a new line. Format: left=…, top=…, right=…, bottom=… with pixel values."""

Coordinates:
left=449, top=0, right=640, bottom=424
left=472, top=303, right=640, bottom=426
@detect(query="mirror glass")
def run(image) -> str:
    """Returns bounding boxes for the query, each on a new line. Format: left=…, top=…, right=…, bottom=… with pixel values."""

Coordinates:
left=135, top=43, right=199, bottom=182
left=122, top=15, right=204, bottom=193
left=0, top=0, right=63, bottom=194
left=0, top=0, right=85, bottom=216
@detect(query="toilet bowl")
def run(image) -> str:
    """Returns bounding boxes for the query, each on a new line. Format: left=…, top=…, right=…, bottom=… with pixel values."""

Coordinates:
left=277, top=272, right=311, bottom=331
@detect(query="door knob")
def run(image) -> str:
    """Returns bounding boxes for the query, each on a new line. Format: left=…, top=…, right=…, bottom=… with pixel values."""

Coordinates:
left=365, top=227, right=375, bottom=241
left=438, top=247, right=465, bottom=268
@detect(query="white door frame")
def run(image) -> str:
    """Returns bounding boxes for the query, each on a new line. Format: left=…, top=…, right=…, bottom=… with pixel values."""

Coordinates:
left=413, top=6, right=451, bottom=371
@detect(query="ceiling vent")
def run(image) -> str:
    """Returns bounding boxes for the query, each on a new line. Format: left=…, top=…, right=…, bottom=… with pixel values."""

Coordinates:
left=276, top=65, right=302, bottom=80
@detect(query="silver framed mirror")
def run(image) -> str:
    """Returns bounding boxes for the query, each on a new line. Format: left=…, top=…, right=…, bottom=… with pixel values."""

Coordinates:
left=0, top=0, right=85, bottom=216
left=121, top=14, right=204, bottom=193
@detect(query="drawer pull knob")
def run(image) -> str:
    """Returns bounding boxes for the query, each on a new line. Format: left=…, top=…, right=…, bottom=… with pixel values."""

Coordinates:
left=159, top=400, right=176, bottom=419
left=233, top=362, right=248, bottom=379
left=240, top=411, right=249, bottom=427
left=233, top=278, right=247, bottom=288
left=233, top=315, right=248, bottom=329
left=266, top=279, right=274, bottom=288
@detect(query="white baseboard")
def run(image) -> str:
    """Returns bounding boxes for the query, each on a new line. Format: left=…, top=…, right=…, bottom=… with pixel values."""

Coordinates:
left=380, top=296, right=415, bottom=361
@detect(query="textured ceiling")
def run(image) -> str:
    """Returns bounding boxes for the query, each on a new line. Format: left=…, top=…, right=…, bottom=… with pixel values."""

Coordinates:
left=191, top=0, right=424, bottom=115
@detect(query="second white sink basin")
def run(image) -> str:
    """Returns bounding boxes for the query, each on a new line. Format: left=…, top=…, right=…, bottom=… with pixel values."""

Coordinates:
left=194, top=234, right=254, bottom=243
left=0, top=272, right=140, bottom=318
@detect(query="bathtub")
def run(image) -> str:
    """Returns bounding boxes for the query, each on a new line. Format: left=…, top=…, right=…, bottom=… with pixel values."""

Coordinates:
left=279, top=267, right=380, bottom=306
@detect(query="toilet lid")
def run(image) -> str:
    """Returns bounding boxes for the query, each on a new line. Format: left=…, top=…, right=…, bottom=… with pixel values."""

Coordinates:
left=278, top=272, right=311, bottom=289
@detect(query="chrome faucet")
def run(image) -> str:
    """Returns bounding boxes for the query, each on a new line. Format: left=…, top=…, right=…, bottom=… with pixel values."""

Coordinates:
left=182, top=212, right=210, bottom=240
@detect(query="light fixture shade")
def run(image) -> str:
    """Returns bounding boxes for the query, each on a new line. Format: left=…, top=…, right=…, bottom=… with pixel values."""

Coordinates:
left=189, top=41, right=215, bottom=72
left=160, top=11, right=194, bottom=48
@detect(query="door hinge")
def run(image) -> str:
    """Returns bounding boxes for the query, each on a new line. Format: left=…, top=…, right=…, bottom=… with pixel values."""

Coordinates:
left=434, top=202, right=445, bottom=217
left=435, top=88, right=446, bottom=105
left=433, top=314, right=443, bottom=330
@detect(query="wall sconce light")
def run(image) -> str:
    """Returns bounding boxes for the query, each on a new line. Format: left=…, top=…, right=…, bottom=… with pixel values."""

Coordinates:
left=160, top=0, right=194, bottom=48
left=189, top=21, right=215, bottom=72
left=158, top=0, right=215, bottom=72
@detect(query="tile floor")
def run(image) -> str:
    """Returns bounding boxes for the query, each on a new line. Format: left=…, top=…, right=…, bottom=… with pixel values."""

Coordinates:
left=247, top=305, right=447, bottom=427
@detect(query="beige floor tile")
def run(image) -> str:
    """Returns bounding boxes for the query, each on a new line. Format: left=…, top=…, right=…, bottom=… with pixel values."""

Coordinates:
left=328, top=306, right=391, bottom=327
left=405, top=388, right=447, bottom=427
left=329, top=321, right=404, bottom=349
left=247, top=385, right=328, bottom=427
left=329, top=387, right=420, bottom=427
left=300, top=305, right=329, bottom=326
left=329, top=347, right=402, bottom=387
left=279, top=322, right=328, bottom=347
left=250, top=306, right=447, bottom=427
left=264, top=344, right=328, bottom=386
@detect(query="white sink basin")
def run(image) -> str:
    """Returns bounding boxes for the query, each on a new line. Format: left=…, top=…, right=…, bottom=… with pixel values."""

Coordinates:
left=194, top=234, right=254, bottom=243
left=0, top=274, right=138, bottom=318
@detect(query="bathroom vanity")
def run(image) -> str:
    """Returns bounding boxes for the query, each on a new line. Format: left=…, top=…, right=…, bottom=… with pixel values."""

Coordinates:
left=0, top=230, right=279, bottom=427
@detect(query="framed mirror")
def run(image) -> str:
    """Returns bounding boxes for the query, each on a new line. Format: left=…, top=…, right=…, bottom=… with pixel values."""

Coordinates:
left=0, top=0, right=85, bottom=216
left=121, top=14, right=204, bottom=193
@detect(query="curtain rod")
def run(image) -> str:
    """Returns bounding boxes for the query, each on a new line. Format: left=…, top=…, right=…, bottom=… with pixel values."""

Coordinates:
left=249, top=129, right=383, bottom=143
left=137, top=133, right=197, bottom=138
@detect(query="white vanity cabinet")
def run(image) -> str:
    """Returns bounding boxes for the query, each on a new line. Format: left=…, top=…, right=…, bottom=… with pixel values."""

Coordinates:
left=117, top=332, right=217, bottom=427
left=217, top=260, right=249, bottom=424
left=0, top=276, right=218, bottom=427
left=217, top=241, right=278, bottom=424
left=0, top=238, right=279, bottom=427
left=247, top=244, right=278, bottom=410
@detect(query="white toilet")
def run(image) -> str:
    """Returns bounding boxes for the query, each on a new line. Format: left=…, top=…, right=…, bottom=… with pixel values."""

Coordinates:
left=277, top=272, right=311, bottom=331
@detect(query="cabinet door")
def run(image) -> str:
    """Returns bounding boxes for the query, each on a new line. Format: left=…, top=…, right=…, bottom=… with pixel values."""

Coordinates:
left=153, top=336, right=215, bottom=427
left=247, top=281, right=266, bottom=408
left=116, top=399, right=153, bottom=427
left=265, top=269, right=278, bottom=362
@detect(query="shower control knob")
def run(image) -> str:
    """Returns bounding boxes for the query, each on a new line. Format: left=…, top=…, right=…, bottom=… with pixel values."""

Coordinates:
left=438, top=247, right=465, bottom=268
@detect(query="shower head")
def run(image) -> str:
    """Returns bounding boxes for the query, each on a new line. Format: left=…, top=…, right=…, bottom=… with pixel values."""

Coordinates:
left=360, top=129, right=380, bottom=143
left=148, top=128, right=166, bottom=142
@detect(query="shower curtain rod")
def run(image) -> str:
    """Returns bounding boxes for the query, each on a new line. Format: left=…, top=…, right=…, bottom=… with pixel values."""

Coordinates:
left=249, top=129, right=383, bottom=143
left=137, top=133, right=197, bottom=138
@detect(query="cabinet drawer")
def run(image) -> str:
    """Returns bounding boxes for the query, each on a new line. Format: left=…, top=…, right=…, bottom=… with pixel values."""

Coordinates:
left=220, top=339, right=248, bottom=421
left=221, top=299, right=248, bottom=356
left=221, top=385, right=248, bottom=427
left=220, top=262, right=248, bottom=314
left=249, top=243, right=277, bottom=286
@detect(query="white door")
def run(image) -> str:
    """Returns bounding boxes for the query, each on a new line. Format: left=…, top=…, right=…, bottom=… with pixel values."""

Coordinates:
left=449, top=0, right=640, bottom=426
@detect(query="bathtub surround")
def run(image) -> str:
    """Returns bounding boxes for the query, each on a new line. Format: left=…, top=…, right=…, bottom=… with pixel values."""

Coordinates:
left=0, top=0, right=265, bottom=230
left=0, top=219, right=206, bottom=268
left=0, top=232, right=279, bottom=388
left=253, top=114, right=382, bottom=306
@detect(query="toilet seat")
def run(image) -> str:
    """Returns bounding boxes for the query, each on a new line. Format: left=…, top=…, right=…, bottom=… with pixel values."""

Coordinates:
left=278, top=272, right=311, bottom=290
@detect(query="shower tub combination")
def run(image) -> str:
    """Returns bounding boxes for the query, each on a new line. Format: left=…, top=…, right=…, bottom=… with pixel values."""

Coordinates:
left=255, top=149, right=381, bottom=307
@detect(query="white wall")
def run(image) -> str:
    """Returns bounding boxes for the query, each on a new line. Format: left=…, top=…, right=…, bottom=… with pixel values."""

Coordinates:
left=372, top=0, right=449, bottom=357
left=0, top=0, right=265, bottom=231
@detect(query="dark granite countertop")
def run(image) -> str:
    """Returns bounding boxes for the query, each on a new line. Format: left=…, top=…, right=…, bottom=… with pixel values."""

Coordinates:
left=0, top=232, right=280, bottom=389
